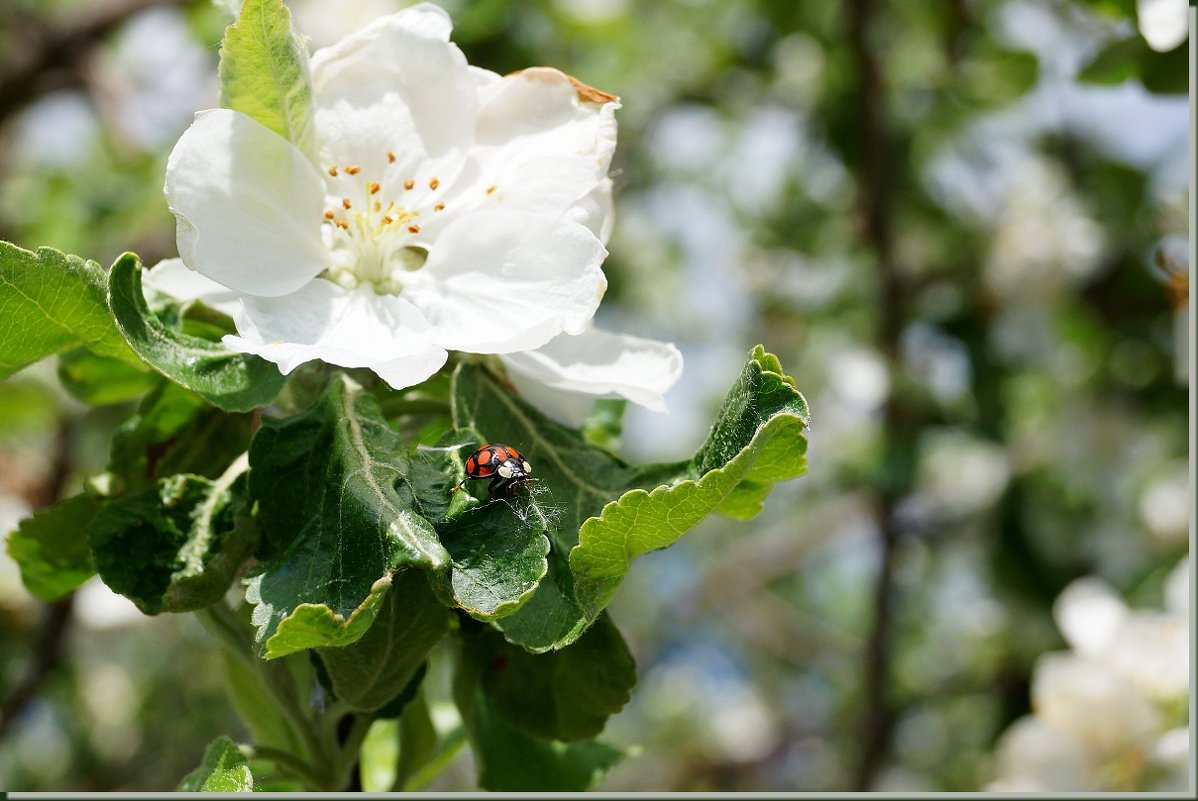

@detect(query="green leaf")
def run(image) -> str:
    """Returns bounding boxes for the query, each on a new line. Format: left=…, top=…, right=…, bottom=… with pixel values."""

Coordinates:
left=1138, top=41, right=1187, bottom=95
left=453, top=649, right=623, bottom=792
left=451, top=345, right=809, bottom=650
left=57, top=347, right=159, bottom=406
left=1076, top=36, right=1141, bottom=85
left=0, top=242, right=138, bottom=378
left=108, top=382, right=255, bottom=493
left=1076, top=35, right=1187, bottom=94
left=467, top=614, right=635, bottom=742
left=571, top=345, right=809, bottom=618
left=0, top=378, right=59, bottom=436
left=581, top=399, right=626, bottom=449
left=5, top=494, right=98, bottom=600
left=317, top=569, right=450, bottom=713
left=221, top=650, right=303, bottom=756
left=373, top=661, right=428, bottom=719
left=394, top=689, right=438, bottom=790
left=488, top=549, right=590, bottom=654
left=450, top=363, right=650, bottom=652
left=953, top=44, right=1039, bottom=108
left=471, top=697, right=622, bottom=791
left=88, top=460, right=257, bottom=614
left=106, top=254, right=285, bottom=412
left=219, top=0, right=317, bottom=161
left=178, top=735, right=254, bottom=792
left=246, top=375, right=449, bottom=657
left=359, top=718, right=400, bottom=792
left=432, top=477, right=551, bottom=621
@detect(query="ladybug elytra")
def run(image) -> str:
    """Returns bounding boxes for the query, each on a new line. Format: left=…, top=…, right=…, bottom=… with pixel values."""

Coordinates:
left=459, top=443, right=534, bottom=494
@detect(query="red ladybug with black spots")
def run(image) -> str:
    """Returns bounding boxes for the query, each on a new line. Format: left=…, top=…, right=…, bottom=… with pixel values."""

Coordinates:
left=458, top=443, right=534, bottom=494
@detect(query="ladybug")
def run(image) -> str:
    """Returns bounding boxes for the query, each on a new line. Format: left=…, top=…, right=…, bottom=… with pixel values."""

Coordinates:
left=459, top=443, right=534, bottom=494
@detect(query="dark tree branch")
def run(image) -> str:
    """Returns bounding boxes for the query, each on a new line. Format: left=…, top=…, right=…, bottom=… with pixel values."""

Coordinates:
left=0, top=0, right=184, bottom=123
left=0, top=418, right=78, bottom=741
left=0, top=595, right=75, bottom=740
left=846, top=0, right=905, bottom=790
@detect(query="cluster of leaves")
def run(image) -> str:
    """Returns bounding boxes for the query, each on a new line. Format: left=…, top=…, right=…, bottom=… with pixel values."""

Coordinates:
left=0, top=0, right=810, bottom=790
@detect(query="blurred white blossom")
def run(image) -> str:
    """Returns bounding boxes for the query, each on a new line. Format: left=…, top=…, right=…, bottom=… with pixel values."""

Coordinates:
left=989, top=556, right=1191, bottom=791
left=984, top=159, right=1105, bottom=301
left=1136, top=0, right=1188, bottom=52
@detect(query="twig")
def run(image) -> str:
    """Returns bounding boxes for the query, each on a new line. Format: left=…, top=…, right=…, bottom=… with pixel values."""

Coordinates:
left=0, top=0, right=185, bottom=123
left=0, top=595, right=74, bottom=739
left=0, top=418, right=77, bottom=741
left=845, top=0, right=905, bottom=789
left=196, top=602, right=333, bottom=786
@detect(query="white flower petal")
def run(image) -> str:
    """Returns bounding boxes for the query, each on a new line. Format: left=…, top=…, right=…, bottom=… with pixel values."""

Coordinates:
left=500, top=374, right=602, bottom=428
left=1163, top=555, right=1189, bottom=618
left=991, top=716, right=1095, bottom=791
left=141, top=258, right=242, bottom=317
left=406, top=208, right=607, bottom=354
left=1052, top=576, right=1127, bottom=656
left=224, top=278, right=447, bottom=388
left=165, top=109, right=328, bottom=297
left=1137, top=0, right=1188, bottom=52
left=309, top=4, right=475, bottom=179
left=500, top=326, right=682, bottom=413
left=1150, top=727, right=1191, bottom=791
left=1032, top=652, right=1160, bottom=754
left=420, top=68, right=618, bottom=241
left=1105, top=610, right=1189, bottom=701
left=568, top=177, right=615, bottom=245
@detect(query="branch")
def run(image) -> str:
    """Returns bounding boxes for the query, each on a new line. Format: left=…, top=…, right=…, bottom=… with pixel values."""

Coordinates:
left=0, top=418, right=77, bottom=741
left=0, top=595, right=74, bottom=740
left=845, top=0, right=905, bottom=789
left=0, top=0, right=184, bottom=123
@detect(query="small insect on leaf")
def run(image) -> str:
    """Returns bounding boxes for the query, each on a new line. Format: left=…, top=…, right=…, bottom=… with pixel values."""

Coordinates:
left=456, top=443, right=535, bottom=495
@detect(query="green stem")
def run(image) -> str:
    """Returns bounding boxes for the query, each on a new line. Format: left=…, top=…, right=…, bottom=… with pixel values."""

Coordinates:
left=248, top=744, right=327, bottom=788
left=332, top=712, right=374, bottom=790
left=318, top=699, right=352, bottom=762
left=398, top=728, right=467, bottom=792
left=195, top=602, right=255, bottom=669
left=196, top=603, right=333, bottom=788
left=393, top=688, right=436, bottom=789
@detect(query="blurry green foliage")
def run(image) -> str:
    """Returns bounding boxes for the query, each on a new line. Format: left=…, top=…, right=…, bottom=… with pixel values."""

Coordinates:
left=0, top=0, right=1188, bottom=793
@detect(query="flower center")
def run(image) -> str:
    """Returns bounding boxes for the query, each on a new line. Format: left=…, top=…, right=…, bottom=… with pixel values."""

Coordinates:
left=320, top=152, right=449, bottom=294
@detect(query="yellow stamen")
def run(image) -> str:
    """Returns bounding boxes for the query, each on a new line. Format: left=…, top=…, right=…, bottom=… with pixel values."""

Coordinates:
left=327, top=165, right=339, bottom=177
left=403, top=178, right=415, bottom=190
left=323, top=210, right=336, bottom=220
left=345, top=165, right=361, bottom=175
left=387, top=150, right=396, bottom=163
left=342, top=197, right=352, bottom=210
left=408, top=224, right=421, bottom=234
left=434, top=203, right=445, bottom=211
left=429, top=177, right=440, bottom=190
left=367, top=181, right=381, bottom=195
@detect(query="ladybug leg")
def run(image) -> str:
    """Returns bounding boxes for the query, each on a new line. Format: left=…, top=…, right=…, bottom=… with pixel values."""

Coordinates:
left=488, top=474, right=507, bottom=494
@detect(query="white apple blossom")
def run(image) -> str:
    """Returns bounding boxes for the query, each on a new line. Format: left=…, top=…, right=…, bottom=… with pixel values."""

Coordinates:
left=988, top=556, right=1191, bottom=791
left=1136, top=0, right=1188, bottom=53
left=155, top=2, right=681, bottom=409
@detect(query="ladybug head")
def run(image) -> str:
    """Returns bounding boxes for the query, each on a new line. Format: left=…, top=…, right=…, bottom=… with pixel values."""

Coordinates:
left=496, top=456, right=533, bottom=482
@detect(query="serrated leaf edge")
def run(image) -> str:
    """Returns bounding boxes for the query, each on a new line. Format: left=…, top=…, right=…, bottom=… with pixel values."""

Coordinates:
left=570, top=410, right=807, bottom=605
left=254, top=573, right=394, bottom=660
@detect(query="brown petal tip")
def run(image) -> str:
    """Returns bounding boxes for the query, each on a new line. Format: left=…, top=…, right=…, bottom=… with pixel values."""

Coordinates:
left=509, top=67, right=619, bottom=104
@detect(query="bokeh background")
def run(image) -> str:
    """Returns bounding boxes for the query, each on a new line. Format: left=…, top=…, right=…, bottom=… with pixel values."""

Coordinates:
left=0, top=0, right=1190, bottom=791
